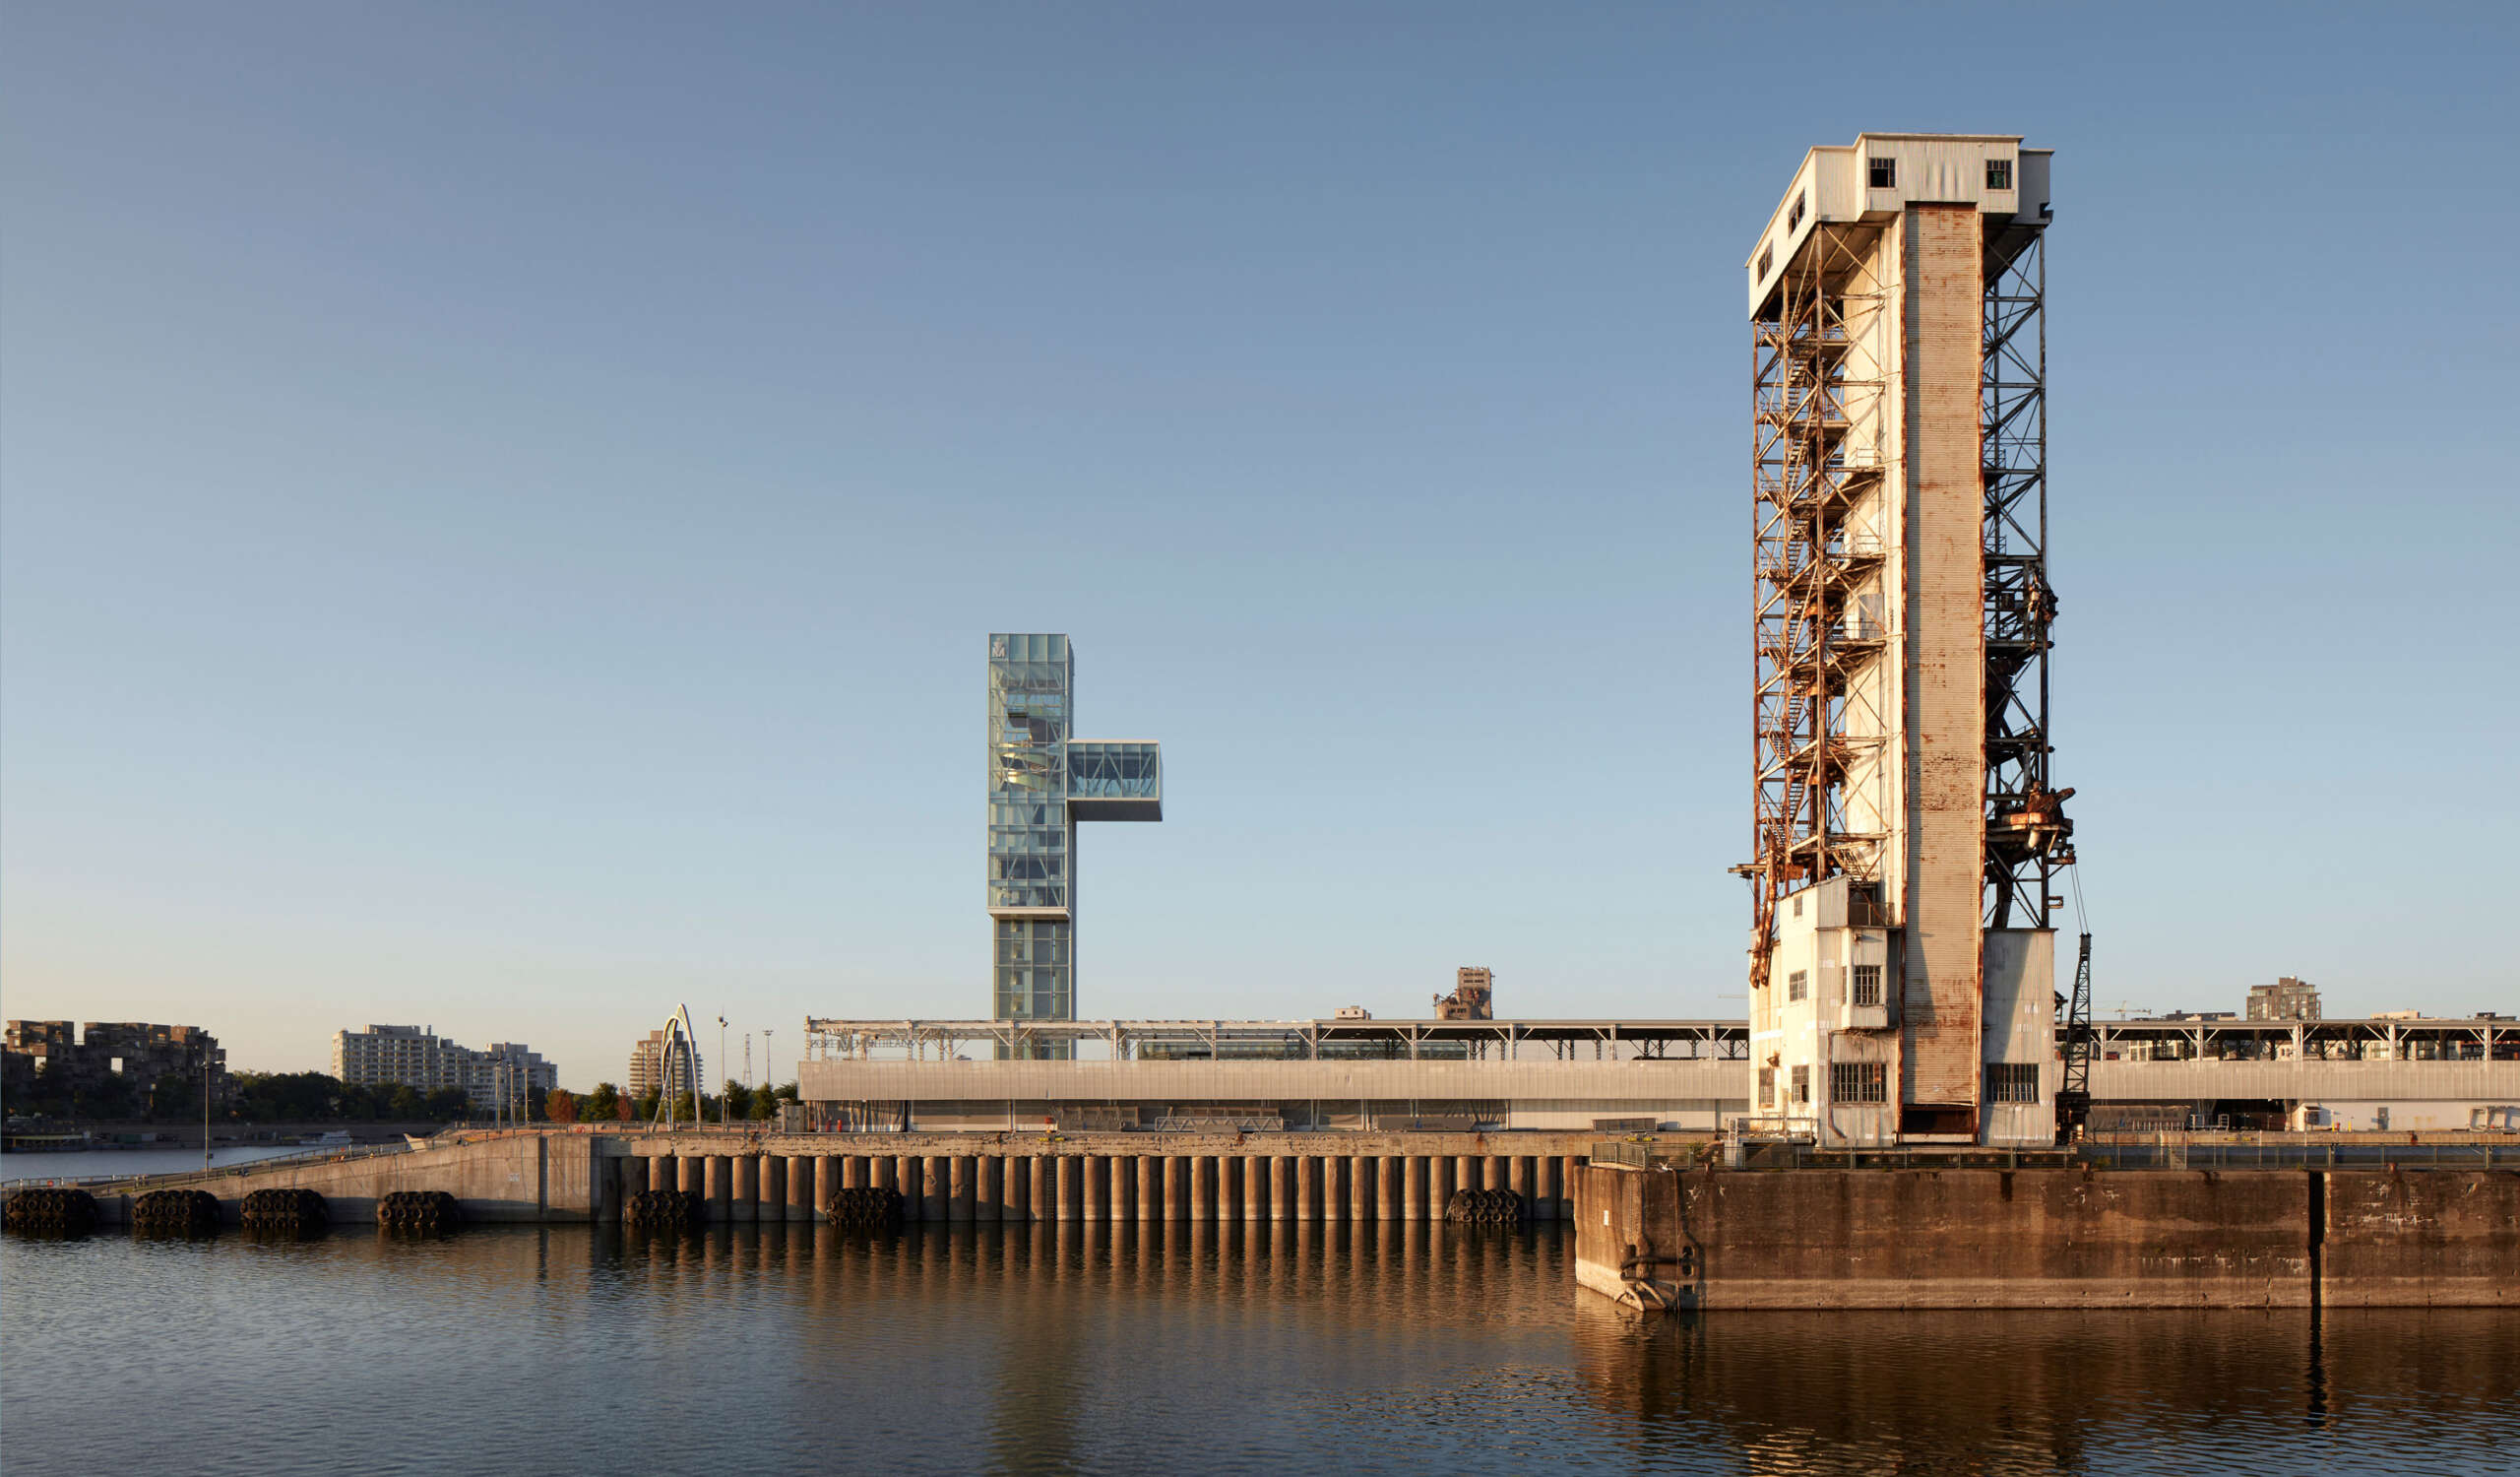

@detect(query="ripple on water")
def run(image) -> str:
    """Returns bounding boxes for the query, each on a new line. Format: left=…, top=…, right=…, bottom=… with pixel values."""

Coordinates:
left=3, top=1225, right=2512, bottom=1476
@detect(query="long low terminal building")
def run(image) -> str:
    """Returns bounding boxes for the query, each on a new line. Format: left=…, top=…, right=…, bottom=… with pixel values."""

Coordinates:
left=798, top=1015, right=2520, bottom=1134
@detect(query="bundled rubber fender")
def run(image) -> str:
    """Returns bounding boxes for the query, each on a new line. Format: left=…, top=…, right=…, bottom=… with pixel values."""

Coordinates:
left=132, top=1188, right=223, bottom=1237
left=825, top=1186, right=905, bottom=1227
left=1442, top=1188, right=1524, bottom=1225
left=4, top=1187, right=99, bottom=1236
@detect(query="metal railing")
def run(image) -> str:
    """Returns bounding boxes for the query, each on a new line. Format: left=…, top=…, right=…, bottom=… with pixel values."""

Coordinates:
left=2, top=1138, right=415, bottom=1194
left=1715, top=1140, right=2514, bottom=1173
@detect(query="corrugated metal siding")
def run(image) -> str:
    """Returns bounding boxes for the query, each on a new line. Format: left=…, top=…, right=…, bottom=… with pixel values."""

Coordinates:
left=2088, top=1060, right=2520, bottom=1103
left=806, top=1058, right=2518, bottom=1109
left=1899, top=205, right=1986, bottom=1113
left=799, top=1058, right=1744, bottom=1104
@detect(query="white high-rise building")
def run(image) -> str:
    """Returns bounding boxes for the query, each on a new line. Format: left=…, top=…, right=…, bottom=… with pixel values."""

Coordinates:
left=332, top=1025, right=557, bottom=1113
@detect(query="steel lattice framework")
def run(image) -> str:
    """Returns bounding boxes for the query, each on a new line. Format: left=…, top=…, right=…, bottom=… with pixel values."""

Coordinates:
left=1742, top=218, right=2073, bottom=983
left=1980, top=230, right=2074, bottom=927
left=1742, top=224, right=1888, bottom=982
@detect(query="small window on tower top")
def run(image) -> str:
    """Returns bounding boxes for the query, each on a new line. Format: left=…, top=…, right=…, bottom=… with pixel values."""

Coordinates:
left=1868, top=157, right=1896, bottom=188
left=1986, top=158, right=2013, bottom=190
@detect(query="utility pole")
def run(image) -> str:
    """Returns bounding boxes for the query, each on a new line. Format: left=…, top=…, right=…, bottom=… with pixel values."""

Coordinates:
left=764, top=1029, right=776, bottom=1114
left=718, top=1015, right=728, bottom=1126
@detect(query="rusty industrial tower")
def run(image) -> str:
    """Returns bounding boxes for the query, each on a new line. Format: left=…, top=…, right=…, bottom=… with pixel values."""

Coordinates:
left=1736, top=135, right=2078, bottom=1147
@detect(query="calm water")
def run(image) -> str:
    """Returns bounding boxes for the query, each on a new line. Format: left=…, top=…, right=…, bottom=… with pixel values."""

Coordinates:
left=3, top=1222, right=2511, bottom=1475
left=1, top=1146, right=312, bottom=1184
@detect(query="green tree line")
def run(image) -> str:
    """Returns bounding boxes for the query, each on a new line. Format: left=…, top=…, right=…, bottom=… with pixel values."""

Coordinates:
left=11, top=1067, right=803, bottom=1125
left=540, top=1078, right=798, bottom=1125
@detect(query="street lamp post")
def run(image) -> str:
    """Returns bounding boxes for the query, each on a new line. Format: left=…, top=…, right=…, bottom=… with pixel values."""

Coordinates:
left=764, top=1029, right=775, bottom=1122
left=718, top=1016, right=727, bottom=1126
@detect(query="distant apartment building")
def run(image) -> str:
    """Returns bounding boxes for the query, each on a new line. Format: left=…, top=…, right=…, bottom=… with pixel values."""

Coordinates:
left=627, top=1030, right=704, bottom=1100
left=2, top=1020, right=227, bottom=1110
left=1435, top=967, right=1495, bottom=1021
left=331, top=1025, right=556, bottom=1113
left=2247, top=977, right=2322, bottom=1022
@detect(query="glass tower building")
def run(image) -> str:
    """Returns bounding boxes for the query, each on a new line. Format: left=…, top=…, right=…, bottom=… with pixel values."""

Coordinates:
left=987, top=634, right=1161, bottom=1052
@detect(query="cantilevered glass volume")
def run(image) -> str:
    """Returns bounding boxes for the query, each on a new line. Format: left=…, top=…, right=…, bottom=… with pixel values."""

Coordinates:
left=986, top=635, right=1162, bottom=1053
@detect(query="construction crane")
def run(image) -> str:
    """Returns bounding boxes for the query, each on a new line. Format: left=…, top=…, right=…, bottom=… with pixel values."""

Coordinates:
left=2054, top=933, right=2095, bottom=1142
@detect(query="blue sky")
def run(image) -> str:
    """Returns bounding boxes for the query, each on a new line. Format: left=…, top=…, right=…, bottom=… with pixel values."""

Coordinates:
left=5, top=4, right=2514, bottom=1085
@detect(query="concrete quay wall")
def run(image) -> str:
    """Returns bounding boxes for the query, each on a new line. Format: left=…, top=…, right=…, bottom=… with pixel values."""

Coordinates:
left=1573, top=1165, right=2517, bottom=1310
left=56, top=1134, right=599, bottom=1227
left=42, top=1129, right=1605, bottom=1228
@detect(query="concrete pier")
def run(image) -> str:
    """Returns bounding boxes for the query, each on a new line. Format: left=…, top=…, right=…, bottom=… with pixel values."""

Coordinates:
left=789, top=1155, right=816, bottom=1222
left=976, top=1154, right=1002, bottom=1222
left=760, top=1153, right=786, bottom=1216
left=20, top=1125, right=2504, bottom=1312
left=1572, top=1162, right=2520, bottom=1310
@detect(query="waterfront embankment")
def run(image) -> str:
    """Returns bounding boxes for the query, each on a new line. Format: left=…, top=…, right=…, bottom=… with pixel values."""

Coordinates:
left=1575, top=1160, right=2518, bottom=1309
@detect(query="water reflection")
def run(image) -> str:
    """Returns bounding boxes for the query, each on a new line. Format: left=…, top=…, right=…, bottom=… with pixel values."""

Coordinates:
left=3, top=1221, right=2510, bottom=1475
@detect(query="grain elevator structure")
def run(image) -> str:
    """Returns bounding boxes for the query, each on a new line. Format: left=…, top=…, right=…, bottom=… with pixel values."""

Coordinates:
left=1736, top=134, right=2076, bottom=1147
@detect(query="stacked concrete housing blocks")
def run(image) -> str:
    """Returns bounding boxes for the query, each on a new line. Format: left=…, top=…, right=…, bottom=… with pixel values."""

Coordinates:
left=2, top=1020, right=225, bottom=1108
left=1740, top=135, right=2071, bottom=1147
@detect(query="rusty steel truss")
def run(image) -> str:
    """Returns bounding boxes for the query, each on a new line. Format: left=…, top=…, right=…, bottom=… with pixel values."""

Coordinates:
left=1740, top=216, right=2073, bottom=984
left=1742, top=222, right=1890, bottom=983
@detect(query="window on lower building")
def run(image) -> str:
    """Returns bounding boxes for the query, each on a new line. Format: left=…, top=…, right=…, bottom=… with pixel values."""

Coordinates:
left=1853, top=964, right=1882, bottom=1007
left=1985, top=158, right=2012, bottom=190
left=1756, top=1066, right=1776, bottom=1108
left=1788, top=970, right=1808, bottom=1002
left=1830, top=1061, right=1888, bottom=1103
left=1868, top=157, right=1896, bottom=188
left=1757, top=243, right=1773, bottom=280
left=1792, top=1064, right=1810, bottom=1104
left=1987, top=1062, right=2041, bottom=1103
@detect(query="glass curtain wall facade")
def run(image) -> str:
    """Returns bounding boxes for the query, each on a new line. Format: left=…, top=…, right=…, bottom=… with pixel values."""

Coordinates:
left=989, top=634, right=1074, bottom=1031
left=986, top=635, right=1163, bottom=1057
